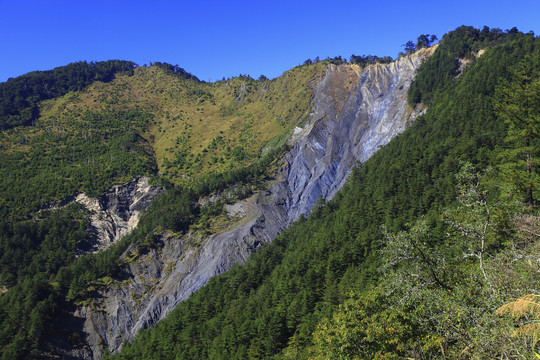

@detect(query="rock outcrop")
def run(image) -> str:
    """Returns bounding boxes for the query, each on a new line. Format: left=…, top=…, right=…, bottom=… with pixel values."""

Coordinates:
left=75, top=177, right=164, bottom=254
left=70, top=47, right=436, bottom=359
left=284, top=48, right=433, bottom=219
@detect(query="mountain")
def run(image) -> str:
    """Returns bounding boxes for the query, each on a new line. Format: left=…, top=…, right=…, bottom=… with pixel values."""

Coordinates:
left=0, top=26, right=539, bottom=359
left=66, top=46, right=435, bottom=359
left=107, top=27, right=539, bottom=359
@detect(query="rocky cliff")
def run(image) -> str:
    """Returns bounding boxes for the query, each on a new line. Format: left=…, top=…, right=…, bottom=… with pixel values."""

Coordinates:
left=284, top=47, right=434, bottom=219
left=70, top=47, right=436, bottom=359
left=74, top=177, right=164, bottom=254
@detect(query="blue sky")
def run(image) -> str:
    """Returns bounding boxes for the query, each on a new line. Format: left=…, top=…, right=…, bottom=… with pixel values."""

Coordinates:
left=1, top=0, right=539, bottom=83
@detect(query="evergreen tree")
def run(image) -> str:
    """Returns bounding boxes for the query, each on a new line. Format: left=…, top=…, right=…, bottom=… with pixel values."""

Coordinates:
left=494, top=54, right=540, bottom=207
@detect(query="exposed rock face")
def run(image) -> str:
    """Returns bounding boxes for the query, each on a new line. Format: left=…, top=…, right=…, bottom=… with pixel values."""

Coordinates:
left=70, top=47, right=435, bottom=359
left=70, top=192, right=290, bottom=359
left=284, top=48, right=434, bottom=219
left=75, top=177, right=164, bottom=254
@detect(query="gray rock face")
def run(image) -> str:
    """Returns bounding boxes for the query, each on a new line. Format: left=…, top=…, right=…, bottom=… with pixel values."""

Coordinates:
left=69, top=191, right=290, bottom=359
left=69, top=47, right=435, bottom=359
left=285, top=48, right=433, bottom=219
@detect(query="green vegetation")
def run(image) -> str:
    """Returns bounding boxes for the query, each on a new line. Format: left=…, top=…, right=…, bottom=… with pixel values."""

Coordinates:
left=0, top=60, right=136, bottom=130
left=0, top=108, right=156, bottom=220
left=402, top=33, right=438, bottom=55
left=107, top=28, right=540, bottom=359
left=349, top=54, right=393, bottom=67
left=150, top=62, right=200, bottom=82
left=0, top=204, right=89, bottom=358
left=0, top=126, right=292, bottom=359
left=494, top=54, right=540, bottom=206
left=0, top=53, right=325, bottom=359
left=0, top=26, right=538, bottom=359
left=29, top=59, right=326, bottom=184
left=408, top=25, right=531, bottom=106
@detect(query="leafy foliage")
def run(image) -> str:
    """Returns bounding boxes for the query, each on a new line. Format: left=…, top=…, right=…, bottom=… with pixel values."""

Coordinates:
left=401, top=34, right=438, bottom=55
left=0, top=204, right=89, bottom=358
left=349, top=54, right=393, bottom=67
left=494, top=53, right=540, bottom=206
left=151, top=62, right=200, bottom=82
left=311, top=289, right=434, bottom=360
left=0, top=108, right=156, bottom=220
left=408, top=25, right=531, bottom=106
left=498, top=294, right=540, bottom=348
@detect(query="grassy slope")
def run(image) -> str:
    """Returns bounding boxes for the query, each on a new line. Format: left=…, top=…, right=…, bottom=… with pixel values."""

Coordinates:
left=0, top=60, right=329, bottom=359
left=0, top=62, right=327, bottom=221
left=38, top=62, right=327, bottom=181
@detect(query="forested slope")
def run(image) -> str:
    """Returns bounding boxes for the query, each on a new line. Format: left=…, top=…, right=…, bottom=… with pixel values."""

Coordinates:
left=110, top=27, right=540, bottom=359
left=0, top=60, right=138, bottom=130
left=0, top=26, right=538, bottom=360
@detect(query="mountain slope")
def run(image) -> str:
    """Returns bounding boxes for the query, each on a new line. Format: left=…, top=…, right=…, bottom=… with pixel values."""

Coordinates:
left=0, top=26, right=537, bottom=360
left=0, top=60, right=137, bottom=131
left=108, top=28, right=539, bottom=359
left=64, top=45, right=435, bottom=360
left=0, top=60, right=328, bottom=359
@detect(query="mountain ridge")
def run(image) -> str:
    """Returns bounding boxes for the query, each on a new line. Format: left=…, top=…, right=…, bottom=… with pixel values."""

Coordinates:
left=109, top=28, right=539, bottom=359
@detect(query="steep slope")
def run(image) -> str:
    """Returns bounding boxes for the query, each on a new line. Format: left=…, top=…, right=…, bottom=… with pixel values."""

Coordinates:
left=0, top=60, right=325, bottom=223
left=42, top=176, right=163, bottom=254
left=110, top=29, right=539, bottom=360
left=69, top=47, right=435, bottom=359
left=2, top=26, right=535, bottom=360
left=284, top=48, right=433, bottom=219
left=0, top=58, right=329, bottom=360
left=73, top=177, right=164, bottom=253
left=42, top=63, right=326, bottom=182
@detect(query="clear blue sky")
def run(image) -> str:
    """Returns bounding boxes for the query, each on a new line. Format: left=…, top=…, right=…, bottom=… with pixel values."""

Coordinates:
left=1, top=0, right=539, bottom=83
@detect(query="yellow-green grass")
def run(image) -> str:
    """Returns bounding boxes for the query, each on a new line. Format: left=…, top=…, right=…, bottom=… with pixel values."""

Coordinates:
left=30, top=62, right=327, bottom=185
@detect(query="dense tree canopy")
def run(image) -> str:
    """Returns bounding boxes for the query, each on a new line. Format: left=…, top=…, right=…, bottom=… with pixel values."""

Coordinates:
left=494, top=54, right=540, bottom=207
left=408, top=25, right=532, bottom=106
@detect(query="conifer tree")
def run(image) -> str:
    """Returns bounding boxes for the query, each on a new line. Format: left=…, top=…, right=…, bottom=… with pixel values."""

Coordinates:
left=494, top=54, right=540, bottom=208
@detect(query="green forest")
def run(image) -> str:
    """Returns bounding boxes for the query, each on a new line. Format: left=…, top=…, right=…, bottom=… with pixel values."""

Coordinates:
left=0, top=26, right=539, bottom=359
left=0, top=60, right=137, bottom=130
